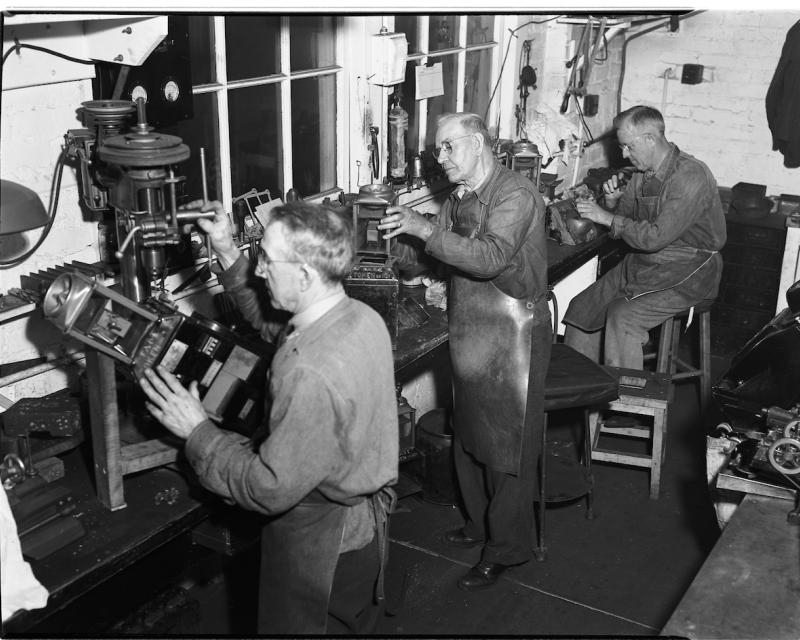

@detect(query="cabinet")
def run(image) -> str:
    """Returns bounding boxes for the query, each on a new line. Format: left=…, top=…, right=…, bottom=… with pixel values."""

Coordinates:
left=712, top=210, right=787, bottom=357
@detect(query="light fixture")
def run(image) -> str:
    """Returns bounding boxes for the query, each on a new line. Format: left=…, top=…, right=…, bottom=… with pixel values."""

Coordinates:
left=0, top=179, right=49, bottom=235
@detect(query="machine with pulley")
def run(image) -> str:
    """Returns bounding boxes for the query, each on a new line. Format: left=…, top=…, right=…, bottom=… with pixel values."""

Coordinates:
left=43, top=98, right=271, bottom=510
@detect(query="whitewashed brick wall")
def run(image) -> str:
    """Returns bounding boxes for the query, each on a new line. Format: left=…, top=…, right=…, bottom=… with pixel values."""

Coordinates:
left=1, top=80, right=100, bottom=402
left=620, top=10, right=800, bottom=196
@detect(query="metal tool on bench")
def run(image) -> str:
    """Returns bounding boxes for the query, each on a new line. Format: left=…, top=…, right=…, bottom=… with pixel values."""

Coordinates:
left=711, top=280, right=800, bottom=520
left=343, top=183, right=400, bottom=347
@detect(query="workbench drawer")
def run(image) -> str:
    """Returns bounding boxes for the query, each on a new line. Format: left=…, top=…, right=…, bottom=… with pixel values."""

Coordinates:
left=721, top=245, right=783, bottom=270
left=725, top=223, right=786, bottom=249
left=718, top=286, right=778, bottom=312
left=720, top=265, right=780, bottom=294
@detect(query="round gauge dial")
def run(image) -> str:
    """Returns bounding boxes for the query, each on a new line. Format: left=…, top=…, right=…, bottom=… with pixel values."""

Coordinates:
left=163, top=80, right=180, bottom=103
left=131, top=85, right=148, bottom=103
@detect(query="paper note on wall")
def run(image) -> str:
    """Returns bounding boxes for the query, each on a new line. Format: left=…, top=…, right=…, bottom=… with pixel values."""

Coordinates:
left=416, top=63, right=444, bottom=100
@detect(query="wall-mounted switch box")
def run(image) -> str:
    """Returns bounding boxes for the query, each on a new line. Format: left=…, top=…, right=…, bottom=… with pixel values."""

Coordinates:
left=681, top=63, right=704, bottom=84
left=583, top=94, right=599, bottom=117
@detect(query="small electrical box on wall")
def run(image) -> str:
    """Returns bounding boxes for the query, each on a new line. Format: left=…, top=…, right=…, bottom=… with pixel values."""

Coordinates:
left=583, top=94, right=599, bottom=117
left=370, top=28, right=408, bottom=86
left=681, top=63, right=704, bottom=85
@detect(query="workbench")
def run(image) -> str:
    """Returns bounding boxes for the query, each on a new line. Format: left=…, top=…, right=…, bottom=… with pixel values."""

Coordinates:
left=661, top=493, right=800, bottom=639
left=2, top=233, right=612, bottom=634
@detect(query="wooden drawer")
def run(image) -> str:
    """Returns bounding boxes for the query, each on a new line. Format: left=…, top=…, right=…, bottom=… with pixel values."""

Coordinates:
left=721, top=245, right=784, bottom=270
left=725, top=223, right=786, bottom=249
left=720, top=265, right=780, bottom=294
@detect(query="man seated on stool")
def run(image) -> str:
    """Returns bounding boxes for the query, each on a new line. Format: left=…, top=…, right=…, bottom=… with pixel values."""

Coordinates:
left=139, top=200, right=398, bottom=635
left=563, top=105, right=727, bottom=370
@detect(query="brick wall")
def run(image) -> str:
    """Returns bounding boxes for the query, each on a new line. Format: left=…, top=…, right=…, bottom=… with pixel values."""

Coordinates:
left=619, top=10, right=800, bottom=195
left=1, top=80, right=100, bottom=401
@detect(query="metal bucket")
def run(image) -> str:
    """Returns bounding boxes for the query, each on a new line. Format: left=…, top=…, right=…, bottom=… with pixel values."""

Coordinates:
left=416, top=409, right=458, bottom=506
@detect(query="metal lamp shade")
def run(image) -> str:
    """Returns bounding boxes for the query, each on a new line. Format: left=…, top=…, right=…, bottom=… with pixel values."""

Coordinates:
left=0, top=179, right=49, bottom=235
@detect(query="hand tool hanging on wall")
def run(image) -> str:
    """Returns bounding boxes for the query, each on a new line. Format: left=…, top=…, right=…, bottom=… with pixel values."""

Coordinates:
left=369, top=126, right=380, bottom=181
left=561, top=20, right=590, bottom=114
left=560, top=17, right=607, bottom=115
left=515, top=39, right=537, bottom=139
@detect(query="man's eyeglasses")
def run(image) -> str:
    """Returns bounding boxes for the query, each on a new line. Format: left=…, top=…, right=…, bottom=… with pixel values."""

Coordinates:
left=434, top=134, right=474, bottom=158
left=618, top=132, right=649, bottom=153
left=255, top=246, right=304, bottom=269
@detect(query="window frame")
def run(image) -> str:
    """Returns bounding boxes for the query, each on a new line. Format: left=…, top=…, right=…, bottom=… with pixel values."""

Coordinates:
left=186, top=14, right=508, bottom=209
left=392, top=14, right=504, bottom=153
left=188, top=15, right=346, bottom=211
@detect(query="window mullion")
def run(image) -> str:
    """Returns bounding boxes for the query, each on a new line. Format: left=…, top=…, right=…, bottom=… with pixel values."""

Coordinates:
left=418, top=17, right=430, bottom=151
left=213, top=16, right=233, bottom=210
left=455, top=16, right=467, bottom=110
left=279, top=17, right=292, bottom=197
left=334, top=15, right=346, bottom=195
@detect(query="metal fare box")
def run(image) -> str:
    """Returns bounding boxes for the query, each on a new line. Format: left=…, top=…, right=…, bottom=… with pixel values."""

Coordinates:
left=344, top=252, right=400, bottom=349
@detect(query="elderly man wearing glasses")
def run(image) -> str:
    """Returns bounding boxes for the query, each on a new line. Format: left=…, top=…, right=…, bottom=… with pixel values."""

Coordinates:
left=139, top=200, right=398, bottom=634
left=562, top=105, right=727, bottom=370
left=379, top=112, right=551, bottom=591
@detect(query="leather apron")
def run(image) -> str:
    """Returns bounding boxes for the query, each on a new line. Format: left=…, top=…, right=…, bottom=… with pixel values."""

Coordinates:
left=564, top=148, right=720, bottom=331
left=449, top=199, right=541, bottom=475
left=257, top=488, right=394, bottom=634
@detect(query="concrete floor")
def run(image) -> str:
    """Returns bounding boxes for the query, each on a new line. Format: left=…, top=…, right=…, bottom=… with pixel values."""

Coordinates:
left=372, top=360, right=727, bottom=636
left=13, top=349, right=738, bottom=637
left=172, top=354, right=728, bottom=637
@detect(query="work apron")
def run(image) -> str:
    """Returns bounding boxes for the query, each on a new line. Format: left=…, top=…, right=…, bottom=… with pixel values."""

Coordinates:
left=257, top=488, right=395, bottom=634
left=448, top=200, right=543, bottom=475
left=564, top=148, right=720, bottom=331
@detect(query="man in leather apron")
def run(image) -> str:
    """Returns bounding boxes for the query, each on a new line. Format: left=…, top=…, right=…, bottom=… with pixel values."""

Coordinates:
left=379, top=113, right=551, bottom=591
left=138, top=200, right=399, bottom=634
left=563, top=105, right=726, bottom=370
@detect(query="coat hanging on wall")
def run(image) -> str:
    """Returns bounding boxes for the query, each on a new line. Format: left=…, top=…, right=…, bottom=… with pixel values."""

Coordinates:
left=766, top=20, right=800, bottom=169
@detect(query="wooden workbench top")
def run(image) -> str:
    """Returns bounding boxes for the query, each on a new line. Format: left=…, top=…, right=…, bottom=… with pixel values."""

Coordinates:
left=661, top=493, right=800, bottom=639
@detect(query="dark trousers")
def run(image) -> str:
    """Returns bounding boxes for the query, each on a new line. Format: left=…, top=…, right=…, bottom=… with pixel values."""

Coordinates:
left=327, top=535, right=383, bottom=634
left=453, top=322, right=551, bottom=566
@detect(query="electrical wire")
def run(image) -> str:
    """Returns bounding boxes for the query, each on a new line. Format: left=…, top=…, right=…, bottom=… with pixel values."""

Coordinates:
left=1, top=40, right=92, bottom=267
left=574, top=97, right=594, bottom=142
left=0, top=148, right=68, bottom=268
left=616, top=11, right=704, bottom=114
left=2, top=39, right=95, bottom=67
left=484, top=15, right=564, bottom=129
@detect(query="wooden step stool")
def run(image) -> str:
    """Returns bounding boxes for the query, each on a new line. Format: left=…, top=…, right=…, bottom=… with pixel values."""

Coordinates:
left=589, top=367, right=672, bottom=500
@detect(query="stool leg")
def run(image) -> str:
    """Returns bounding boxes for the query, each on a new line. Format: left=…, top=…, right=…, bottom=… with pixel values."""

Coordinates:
left=670, top=317, right=682, bottom=375
left=650, top=409, right=666, bottom=500
left=535, top=413, right=548, bottom=562
left=582, top=408, right=595, bottom=520
left=656, top=317, right=674, bottom=374
left=699, top=310, right=711, bottom=414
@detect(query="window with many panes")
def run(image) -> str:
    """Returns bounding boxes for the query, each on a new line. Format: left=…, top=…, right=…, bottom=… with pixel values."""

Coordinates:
left=162, top=14, right=341, bottom=208
left=393, top=15, right=499, bottom=156
left=163, top=14, right=502, bottom=208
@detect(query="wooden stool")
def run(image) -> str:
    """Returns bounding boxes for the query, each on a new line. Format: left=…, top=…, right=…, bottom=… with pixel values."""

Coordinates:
left=645, top=300, right=714, bottom=413
left=589, top=368, right=671, bottom=500
left=537, top=344, right=619, bottom=560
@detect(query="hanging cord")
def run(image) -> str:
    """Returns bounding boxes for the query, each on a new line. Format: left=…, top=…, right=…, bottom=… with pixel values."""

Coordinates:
left=574, top=95, right=595, bottom=143
left=2, top=38, right=95, bottom=67
left=0, top=148, right=68, bottom=268
left=1, top=39, right=93, bottom=268
left=485, top=16, right=564, bottom=130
